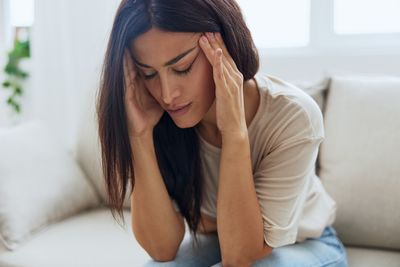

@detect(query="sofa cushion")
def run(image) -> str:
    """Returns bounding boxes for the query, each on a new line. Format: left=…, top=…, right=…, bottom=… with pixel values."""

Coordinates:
left=319, top=75, right=400, bottom=250
left=75, top=88, right=131, bottom=208
left=346, top=247, right=400, bottom=267
left=0, top=208, right=152, bottom=267
left=0, top=120, right=100, bottom=250
left=2, top=209, right=399, bottom=267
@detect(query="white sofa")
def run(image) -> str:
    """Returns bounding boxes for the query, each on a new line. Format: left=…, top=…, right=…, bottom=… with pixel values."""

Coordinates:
left=1, top=74, right=400, bottom=267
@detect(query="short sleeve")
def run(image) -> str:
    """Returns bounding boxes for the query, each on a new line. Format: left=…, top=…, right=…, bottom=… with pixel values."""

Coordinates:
left=253, top=136, right=324, bottom=248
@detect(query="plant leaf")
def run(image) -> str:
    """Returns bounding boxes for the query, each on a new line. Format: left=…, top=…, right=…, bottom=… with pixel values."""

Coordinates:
left=2, top=81, right=11, bottom=88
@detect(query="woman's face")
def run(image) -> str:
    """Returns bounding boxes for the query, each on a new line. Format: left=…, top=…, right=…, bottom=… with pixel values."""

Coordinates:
left=131, top=28, right=215, bottom=128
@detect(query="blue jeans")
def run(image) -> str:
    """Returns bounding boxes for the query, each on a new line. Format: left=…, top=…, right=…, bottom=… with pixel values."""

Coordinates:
left=143, top=226, right=348, bottom=267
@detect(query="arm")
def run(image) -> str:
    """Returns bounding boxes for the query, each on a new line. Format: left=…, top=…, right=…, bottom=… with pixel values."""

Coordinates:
left=217, top=133, right=273, bottom=267
left=130, top=133, right=185, bottom=261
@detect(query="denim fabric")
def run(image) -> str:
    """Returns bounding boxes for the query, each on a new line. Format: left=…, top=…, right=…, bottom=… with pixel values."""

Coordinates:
left=143, top=226, right=348, bottom=267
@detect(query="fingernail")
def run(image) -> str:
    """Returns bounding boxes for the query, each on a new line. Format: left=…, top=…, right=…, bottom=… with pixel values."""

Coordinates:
left=200, top=36, right=207, bottom=43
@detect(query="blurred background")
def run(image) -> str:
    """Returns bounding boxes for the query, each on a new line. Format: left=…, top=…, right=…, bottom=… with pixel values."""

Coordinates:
left=1, top=0, right=400, bottom=151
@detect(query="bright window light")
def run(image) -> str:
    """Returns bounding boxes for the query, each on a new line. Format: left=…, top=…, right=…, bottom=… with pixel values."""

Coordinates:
left=334, top=0, right=400, bottom=34
left=10, top=0, right=35, bottom=27
left=236, top=0, right=310, bottom=48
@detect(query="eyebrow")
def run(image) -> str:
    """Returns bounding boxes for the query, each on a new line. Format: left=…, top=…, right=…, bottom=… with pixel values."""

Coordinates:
left=134, top=46, right=197, bottom=69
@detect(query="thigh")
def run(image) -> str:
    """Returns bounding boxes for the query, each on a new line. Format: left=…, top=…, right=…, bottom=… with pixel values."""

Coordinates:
left=211, top=227, right=348, bottom=267
left=143, top=232, right=221, bottom=267
left=252, top=226, right=348, bottom=267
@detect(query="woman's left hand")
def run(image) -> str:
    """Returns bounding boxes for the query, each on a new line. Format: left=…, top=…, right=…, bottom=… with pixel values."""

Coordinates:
left=199, top=32, right=248, bottom=140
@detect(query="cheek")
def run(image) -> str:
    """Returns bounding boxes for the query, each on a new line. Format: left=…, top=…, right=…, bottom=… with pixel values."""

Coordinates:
left=143, top=80, right=161, bottom=99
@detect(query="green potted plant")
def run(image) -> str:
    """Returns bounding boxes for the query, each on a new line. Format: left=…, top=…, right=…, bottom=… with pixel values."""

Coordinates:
left=2, top=35, right=30, bottom=114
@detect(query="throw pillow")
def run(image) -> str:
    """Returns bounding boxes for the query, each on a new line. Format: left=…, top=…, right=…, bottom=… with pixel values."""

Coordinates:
left=0, top=120, right=100, bottom=250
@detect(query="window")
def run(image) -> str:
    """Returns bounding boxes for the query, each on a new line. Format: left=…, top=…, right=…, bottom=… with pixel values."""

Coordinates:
left=9, top=0, right=34, bottom=27
left=1, top=0, right=34, bottom=50
left=236, top=0, right=310, bottom=48
left=234, top=0, right=400, bottom=55
left=334, top=0, right=400, bottom=34
left=0, top=1, right=5, bottom=43
left=0, top=0, right=7, bottom=66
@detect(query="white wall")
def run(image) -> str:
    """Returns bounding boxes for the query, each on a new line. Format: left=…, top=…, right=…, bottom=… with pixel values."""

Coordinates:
left=0, top=0, right=4, bottom=57
left=30, top=0, right=120, bottom=151
left=0, top=0, right=9, bottom=125
left=65, top=0, right=120, bottom=150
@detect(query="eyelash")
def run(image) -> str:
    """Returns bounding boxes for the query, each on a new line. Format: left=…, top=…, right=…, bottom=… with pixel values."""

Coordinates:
left=143, top=57, right=196, bottom=80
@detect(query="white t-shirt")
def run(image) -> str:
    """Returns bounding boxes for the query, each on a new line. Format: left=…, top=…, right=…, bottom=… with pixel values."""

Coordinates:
left=173, top=74, right=336, bottom=248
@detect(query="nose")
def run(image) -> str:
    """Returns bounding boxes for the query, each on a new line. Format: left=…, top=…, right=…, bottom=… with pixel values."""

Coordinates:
left=160, top=75, right=180, bottom=105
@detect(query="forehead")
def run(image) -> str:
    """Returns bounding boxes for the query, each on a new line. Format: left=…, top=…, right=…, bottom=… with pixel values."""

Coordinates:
left=131, top=28, right=200, bottom=65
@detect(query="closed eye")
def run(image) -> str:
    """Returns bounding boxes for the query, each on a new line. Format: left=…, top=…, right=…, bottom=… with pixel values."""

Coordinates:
left=143, top=52, right=199, bottom=80
left=173, top=65, right=193, bottom=75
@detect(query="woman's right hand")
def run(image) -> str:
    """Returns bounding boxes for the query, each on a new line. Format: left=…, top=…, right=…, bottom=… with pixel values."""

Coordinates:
left=123, top=49, right=164, bottom=138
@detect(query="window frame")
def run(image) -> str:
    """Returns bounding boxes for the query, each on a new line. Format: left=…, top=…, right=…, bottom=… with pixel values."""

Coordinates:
left=258, top=0, right=400, bottom=57
left=1, top=0, right=12, bottom=52
left=0, top=0, right=7, bottom=75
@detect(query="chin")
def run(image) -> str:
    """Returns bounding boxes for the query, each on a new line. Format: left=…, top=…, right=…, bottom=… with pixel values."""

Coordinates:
left=169, top=102, right=212, bottom=129
left=172, top=119, right=199, bottom=129
left=170, top=114, right=202, bottom=129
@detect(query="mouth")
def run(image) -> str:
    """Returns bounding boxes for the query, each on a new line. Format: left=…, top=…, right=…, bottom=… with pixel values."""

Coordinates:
left=167, top=102, right=192, bottom=116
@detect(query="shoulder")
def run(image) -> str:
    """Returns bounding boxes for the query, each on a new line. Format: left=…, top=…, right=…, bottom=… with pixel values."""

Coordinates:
left=253, top=74, right=325, bottom=140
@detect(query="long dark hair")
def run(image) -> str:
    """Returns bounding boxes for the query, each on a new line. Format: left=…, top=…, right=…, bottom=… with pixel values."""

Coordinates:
left=97, top=0, right=259, bottom=243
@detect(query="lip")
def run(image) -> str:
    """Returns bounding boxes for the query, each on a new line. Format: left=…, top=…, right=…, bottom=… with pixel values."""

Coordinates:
left=167, top=102, right=192, bottom=116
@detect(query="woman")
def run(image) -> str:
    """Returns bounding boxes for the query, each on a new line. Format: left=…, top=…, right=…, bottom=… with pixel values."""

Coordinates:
left=97, top=0, right=348, bottom=266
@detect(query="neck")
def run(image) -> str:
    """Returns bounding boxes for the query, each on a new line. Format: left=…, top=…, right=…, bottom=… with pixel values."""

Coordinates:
left=195, top=78, right=258, bottom=147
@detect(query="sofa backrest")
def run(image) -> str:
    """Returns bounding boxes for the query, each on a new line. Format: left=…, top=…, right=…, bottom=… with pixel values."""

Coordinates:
left=317, top=75, right=400, bottom=251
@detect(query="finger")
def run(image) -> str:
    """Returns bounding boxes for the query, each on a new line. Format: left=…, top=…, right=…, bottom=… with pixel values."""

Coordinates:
left=201, top=33, right=242, bottom=88
left=199, top=34, right=216, bottom=66
left=207, top=32, right=238, bottom=73
left=200, top=33, right=235, bottom=76
left=221, top=56, right=245, bottom=109
left=123, top=49, right=136, bottom=106
left=206, top=32, right=242, bottom=83
left=125, top=49, right=137, bottom=80
left=206, top=32, right=231, bottom=74
left=213, top=48, right=227, bottom=91
left=206, top=32, right=228, bottom=68
left=214, top=32, right=238, bottom=70
left=219, top=47, right=236, bottom=77
left=205, top=32, right=218, bottom=50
